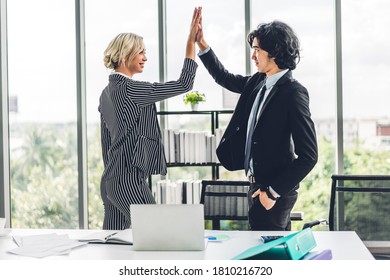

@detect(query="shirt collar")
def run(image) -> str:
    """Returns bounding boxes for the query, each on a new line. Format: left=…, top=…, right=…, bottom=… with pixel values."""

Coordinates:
left=265, top=69, right=289, bottom=89
left=111, top=72, right=132, bottom=79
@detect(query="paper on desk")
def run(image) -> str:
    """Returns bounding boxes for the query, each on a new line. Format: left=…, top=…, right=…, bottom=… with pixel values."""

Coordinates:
left=8, top=233, right=87, bottom=258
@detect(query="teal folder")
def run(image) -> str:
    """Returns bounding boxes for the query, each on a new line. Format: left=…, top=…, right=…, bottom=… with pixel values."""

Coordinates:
left=232, top=228, right=317, bottom=260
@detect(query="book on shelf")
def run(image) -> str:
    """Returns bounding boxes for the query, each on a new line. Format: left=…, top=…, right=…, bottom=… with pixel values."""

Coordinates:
left=194, top=132, right=200, bottom=164
left=200, top=132, right=208, bottom=163
left=174, top=131, right=180, bottom=163
left=175, top=180, right=184, bottom=204
left=179, top=132, right=185, bottom=163
left=163, top=129, right=170, bottom=162
left=189, top=132, right=195, bottom=164
left=169, top=129, right=175, bottom=164
left=184, top=131, right=191, bottom=163
left=155, top=179, right=166, bottom=204
left=78, top=229, right=133, bottom=245
left=210, top=135, right=217, bottom=163
left=192, top=179, right=202, bottom=204
left=205, top=135, right=212, bottom=163
left=185, top=179, right=194, bottom=204
left=161, top=128, right=226, bottom=164
left=154, top=179, right=203, bottom=205
left=154, top=179, right=184, bottom=204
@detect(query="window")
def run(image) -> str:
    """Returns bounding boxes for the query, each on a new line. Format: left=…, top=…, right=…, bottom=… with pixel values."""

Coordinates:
left=8, top=0, right=78, bottom=228
left=341, top=0, right=390, bottom=175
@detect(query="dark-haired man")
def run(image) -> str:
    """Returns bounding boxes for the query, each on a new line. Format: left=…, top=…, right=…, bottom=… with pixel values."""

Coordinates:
left=196, top=18, right=318, bottom=230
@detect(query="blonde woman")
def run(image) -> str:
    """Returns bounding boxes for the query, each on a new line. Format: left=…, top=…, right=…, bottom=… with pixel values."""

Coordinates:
left=99, top=8, right=201, bottom=230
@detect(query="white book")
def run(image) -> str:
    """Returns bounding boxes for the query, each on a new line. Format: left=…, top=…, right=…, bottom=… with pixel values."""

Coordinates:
left=181, top=179, right=192, bottom=204
left=184, top=131, right=191, bottom=164
left=151, top=181, right=157, bottom=202
left=179, top=131, right=185, bottom=163
left=174, top=180, right=184, bottom=204
left=174, top=131, right=180, bottom=163
left=169, top=129, right=175, bottom=163
left=160, top=180, right=167, bottom=204
left=189, top=132, right=195, bottom=164
left=165, top=181, right=173, bottom=204
left=155, top=180, right=162, bottom=204
left=192, top=180, right=202, bottom=204
left=200, top=132, right=207, bottom=163
left=215, top=128, right=225, bottom=145
left=195, top=132, right=201, bottom=164
left=163, top=129, right=170, bottom=163
left=185, top=179, right=194, bottom=204
left=205, top=135, right=211, bottom=163
left=211, top=135, right=217, bottom=163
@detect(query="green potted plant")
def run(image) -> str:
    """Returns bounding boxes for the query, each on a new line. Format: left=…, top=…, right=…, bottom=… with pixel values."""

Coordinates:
left=183, top=91, right=206, bottom=111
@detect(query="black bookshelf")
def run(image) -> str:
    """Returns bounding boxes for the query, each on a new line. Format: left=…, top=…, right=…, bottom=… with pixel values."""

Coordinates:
left=157, top=109, right=234, bottom=180
left=157, top=110, right=234, bottom=135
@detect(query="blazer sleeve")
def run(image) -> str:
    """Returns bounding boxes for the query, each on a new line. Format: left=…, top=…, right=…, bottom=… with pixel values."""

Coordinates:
left=272, top=84, right=318, bottom=195
left=127, top=58, right=197, bottom=106
left=199, top=48, right=250, bottom=94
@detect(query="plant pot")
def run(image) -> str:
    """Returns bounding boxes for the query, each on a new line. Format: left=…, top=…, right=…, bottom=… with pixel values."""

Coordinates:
left=191, top=103, right=199, bottom=111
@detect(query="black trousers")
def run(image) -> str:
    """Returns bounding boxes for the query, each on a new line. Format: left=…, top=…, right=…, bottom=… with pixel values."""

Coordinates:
left=247, top=187, right=298, bottom=231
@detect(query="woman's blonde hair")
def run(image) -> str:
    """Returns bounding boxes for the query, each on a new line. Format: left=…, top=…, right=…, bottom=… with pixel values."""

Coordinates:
left=103, top=33, right=145, bottom=69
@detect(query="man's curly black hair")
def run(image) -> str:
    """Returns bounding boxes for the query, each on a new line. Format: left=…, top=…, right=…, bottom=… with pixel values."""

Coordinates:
left=247, top=20, right=301, bottom=70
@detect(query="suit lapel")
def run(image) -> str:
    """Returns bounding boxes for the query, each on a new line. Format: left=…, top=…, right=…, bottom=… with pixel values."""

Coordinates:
left=257, top=84, right=278, bottom=119
left=256, top=70, right=291, bottom=121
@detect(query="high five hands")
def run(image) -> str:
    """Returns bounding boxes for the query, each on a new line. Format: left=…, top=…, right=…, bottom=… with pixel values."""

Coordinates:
left=188, top=7, right=202, bottom=43
left=187, top=7, right=208, bottom=53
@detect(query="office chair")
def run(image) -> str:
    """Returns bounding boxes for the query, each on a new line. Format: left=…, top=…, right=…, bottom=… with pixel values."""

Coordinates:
left=329, top=174, right=390, bottom=259
left=200, top=180, right=303, bottom=230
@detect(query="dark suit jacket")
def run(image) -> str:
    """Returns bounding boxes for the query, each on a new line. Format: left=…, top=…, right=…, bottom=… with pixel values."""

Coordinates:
left=200, top=48, right=318, bottom=196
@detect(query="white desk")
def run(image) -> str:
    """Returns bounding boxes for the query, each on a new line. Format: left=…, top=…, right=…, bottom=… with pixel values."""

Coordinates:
left=0, top=228, right=374, bottom=260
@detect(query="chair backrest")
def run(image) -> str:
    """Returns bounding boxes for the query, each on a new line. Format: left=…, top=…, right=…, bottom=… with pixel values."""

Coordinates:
left=200, top=180, right=250, bottom=230
left=329, top=174, right=390, bottom=242
left=200, top=180, right=305, bottom=230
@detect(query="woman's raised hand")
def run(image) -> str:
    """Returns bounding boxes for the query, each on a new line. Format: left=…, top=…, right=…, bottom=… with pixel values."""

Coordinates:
left=188, top=7, right=202, bottom=43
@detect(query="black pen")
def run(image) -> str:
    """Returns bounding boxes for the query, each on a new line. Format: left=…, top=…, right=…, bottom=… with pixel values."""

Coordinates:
left=105, top=232, right=117, bottom=240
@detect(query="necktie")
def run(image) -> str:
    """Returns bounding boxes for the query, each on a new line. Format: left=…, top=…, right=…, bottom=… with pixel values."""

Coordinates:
left=244, top=84, right=267, bottom=174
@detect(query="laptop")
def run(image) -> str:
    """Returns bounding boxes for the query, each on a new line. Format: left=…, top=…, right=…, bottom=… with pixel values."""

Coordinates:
left=130, top=204, right=205, bottom=251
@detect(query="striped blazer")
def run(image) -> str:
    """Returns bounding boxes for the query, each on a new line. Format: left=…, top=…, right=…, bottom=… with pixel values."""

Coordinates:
left=99, top=58, right=197, bottom=180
